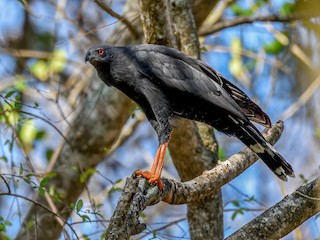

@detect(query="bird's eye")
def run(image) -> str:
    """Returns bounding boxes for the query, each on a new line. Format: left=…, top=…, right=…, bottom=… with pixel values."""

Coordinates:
left=98, top=49, right=105, bottom=55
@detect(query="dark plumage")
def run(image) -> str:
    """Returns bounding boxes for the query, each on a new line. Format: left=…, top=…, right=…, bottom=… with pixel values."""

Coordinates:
left=85, top=44, right=294, bottom=189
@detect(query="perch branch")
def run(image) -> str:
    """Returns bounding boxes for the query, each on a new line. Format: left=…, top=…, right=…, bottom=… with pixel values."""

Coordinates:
left=226, top=178, right=320, bottom=240
left=105, top=121, right=287, bottom=239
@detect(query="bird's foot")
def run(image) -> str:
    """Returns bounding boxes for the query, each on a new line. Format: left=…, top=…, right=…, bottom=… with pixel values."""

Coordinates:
left=134, top=170, right=163, bottom=190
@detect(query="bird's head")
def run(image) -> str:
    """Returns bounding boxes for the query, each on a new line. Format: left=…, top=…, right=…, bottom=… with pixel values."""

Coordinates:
left=85, top=45, right=113, bottom=67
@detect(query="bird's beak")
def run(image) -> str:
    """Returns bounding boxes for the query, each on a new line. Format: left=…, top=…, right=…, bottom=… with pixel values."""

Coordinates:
left=85, top=52, right=91, bottom=63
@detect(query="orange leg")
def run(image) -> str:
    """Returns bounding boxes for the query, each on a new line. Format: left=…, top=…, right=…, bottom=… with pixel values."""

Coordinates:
left=135, top=142, right=168, bottom=190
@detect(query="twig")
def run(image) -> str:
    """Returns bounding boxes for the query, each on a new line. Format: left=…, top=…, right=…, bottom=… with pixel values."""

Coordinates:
left=199, top=14, right=303, bottom=36
left=0, top=192, right=79, bottom=240
left=95, top=0, right=139, bottom=39
left=280, top=74, right=320, bottom=120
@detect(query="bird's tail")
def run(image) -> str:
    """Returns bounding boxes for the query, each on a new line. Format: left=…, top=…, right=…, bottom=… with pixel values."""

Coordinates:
left=236, top=122, right=295, bottom=181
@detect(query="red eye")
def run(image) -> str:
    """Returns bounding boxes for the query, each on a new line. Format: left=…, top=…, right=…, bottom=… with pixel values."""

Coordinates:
left=98, top=49, right=105, bottom=55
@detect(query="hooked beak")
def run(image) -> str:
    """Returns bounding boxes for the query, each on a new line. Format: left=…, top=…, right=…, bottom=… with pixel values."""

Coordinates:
left=85, top=51, right=92, bottom=62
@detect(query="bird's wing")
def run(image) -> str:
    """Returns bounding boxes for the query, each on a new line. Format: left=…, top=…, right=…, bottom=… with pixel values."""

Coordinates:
left=131, top=47, right=247, bottom=121
left=131, top=45, right=271, bottom=127
left=197, top=62, right=271, bottom=127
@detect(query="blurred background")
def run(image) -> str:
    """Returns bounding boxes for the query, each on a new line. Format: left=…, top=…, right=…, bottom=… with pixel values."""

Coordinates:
left=0, top=0, right=319, bottom=239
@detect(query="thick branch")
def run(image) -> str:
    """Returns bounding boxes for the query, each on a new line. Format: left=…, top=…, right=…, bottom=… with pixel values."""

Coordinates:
left=105, top=121, right=285, bottom=238
left=226, top=178, right=320, bottom=240
left=199, top=14, right=303, bottom=36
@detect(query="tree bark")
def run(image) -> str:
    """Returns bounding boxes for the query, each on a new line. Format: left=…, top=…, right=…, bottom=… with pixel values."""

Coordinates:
left=226, top=178, right=320, bottom=240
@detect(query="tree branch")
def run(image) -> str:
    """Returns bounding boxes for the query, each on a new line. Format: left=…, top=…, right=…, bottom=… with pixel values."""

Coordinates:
left=105, top=121, right=285, bottom=238
left=226, top=178, right=320, bottom=240
left=94, top=0, right=139, bottom=39
left=199, top=14, right=304, bottom=36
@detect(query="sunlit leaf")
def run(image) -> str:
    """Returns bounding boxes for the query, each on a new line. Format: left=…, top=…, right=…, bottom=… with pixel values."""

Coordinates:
left=280, top=2, right=295, bottom=16
left=263, top=39, right=285, bottom=54
left=230, top=3, right=254, bottom=17
left=218, top=147, right=226, bottom=161
left=14, top=77, right=27, bottom=91
left=30, top=60, right=49, bottom=81
left=20, top=120, right=37, bottom=144
left=49, top=49, right=66, bottom=73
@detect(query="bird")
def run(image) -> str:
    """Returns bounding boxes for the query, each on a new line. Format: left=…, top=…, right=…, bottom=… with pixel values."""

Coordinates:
left=85, top=44, right=294, bottom=190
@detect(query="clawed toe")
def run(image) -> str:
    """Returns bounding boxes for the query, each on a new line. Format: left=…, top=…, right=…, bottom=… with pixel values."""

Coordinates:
left=134, top=170, right=163, bottom=190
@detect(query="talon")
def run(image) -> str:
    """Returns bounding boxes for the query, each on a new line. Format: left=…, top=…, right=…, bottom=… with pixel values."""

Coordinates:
left=135, top=170, right=164, bottom=190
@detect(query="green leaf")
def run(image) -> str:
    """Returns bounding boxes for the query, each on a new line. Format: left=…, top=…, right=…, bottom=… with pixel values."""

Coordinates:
left=35, top=130, right=47, bottom=140
left=108, top=187, right=123, bottom=195
left=230, top=3, right=254, bottom=17
left=45, top=148, right=54, bottom=161
left=0, top=223, right=5, bottom=232
left=0, top=156, right=8, bottom=163
left=218, top=147, right=226, bottom=161
left=49, top=50, right=66, bottom=73
left=4, top=221, right=12, bottom=226
left=4, top=90, right=15, bottom=99
left=0, top=216, right=3, bottom=221
left=30, top=60, right=49, bottom=81
left=263, top=39, right=285, bottom=54
left=80, top=214, right=91, bottom=222
left=14, top=102, right=22, bottom=109
left=19, top=163, right=23, bottom=175
left=15, top=94, right=21, bottom=101
left=76, top=199, right=83, bottom=213
left=19, top=120, right=37, bottom=144
left=39, top=187, right=46, bottom=197
left=114, top=179, right=122, bottom=184
left=23, top=176, right=31, bottom=184
left=100, top=232, right=107, bottom=240
left=33, top=102, right=39, bottom=108
left=79, top=168, right=97, bottom=183
left=280, top=2, right=295, bottom=16
left=40, top=177, right=48, bottom=187
left=232, top=200, right=240, bottom=207
left=14, top=76, right=27, bottom=91
left=315, top=128, right=320, bottom=140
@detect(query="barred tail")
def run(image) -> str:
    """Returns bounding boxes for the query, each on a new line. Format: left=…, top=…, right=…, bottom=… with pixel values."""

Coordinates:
left=237, top=123, right=295, bottom=181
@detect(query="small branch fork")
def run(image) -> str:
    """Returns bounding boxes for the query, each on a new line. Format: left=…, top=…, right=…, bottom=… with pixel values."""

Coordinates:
left=105, top=121, right=313, bottom=239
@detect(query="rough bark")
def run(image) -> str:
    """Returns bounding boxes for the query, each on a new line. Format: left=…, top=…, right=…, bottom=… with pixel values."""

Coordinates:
left=226, top=178, right=320, bottom=240
left=105, top=121, right=286, bottom=239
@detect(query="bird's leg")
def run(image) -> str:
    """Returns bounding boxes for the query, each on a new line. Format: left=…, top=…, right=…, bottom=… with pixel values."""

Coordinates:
left=134, top=142, right=168, bottom=190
